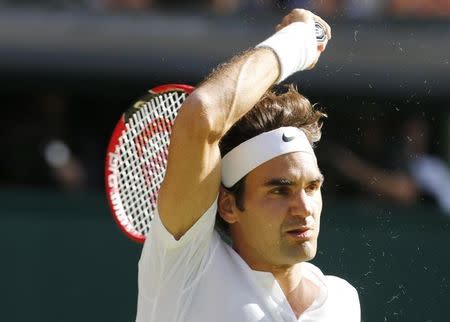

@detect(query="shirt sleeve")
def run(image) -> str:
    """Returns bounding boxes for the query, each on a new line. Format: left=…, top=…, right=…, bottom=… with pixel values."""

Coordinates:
left=137, top=196, right=218, bottom=300
left=149, top=196, right=218, bottom=250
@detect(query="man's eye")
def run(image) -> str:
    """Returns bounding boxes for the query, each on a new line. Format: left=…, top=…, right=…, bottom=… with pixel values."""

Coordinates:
left=272, top=187, right=290, bottom=195
left=305, top=183, right=320, bottom=193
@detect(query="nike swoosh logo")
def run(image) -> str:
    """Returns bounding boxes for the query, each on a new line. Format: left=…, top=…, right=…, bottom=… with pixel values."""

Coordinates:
left=282, top=133, right=296, bottom=142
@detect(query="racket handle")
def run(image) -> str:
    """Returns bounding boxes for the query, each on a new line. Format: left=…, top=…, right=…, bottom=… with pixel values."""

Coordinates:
left=315, top=22, right=327, bottom=43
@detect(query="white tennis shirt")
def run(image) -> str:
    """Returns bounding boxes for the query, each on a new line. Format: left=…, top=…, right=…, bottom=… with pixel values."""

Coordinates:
left=136, top=199, right=361, bottom=322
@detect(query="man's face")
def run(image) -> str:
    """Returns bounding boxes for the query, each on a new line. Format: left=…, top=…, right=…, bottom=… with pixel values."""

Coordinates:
left=227, top=151, right=323, bottom=271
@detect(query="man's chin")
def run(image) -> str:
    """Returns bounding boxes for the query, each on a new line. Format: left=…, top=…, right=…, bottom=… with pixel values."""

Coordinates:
left=298, top=241, right=318, bottom=261
left=298, top=252, right=316, bottom=263
left=282, top=244, right=317, bottom=264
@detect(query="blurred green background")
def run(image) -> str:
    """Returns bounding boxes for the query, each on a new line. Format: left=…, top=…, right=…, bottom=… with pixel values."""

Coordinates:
left=2, top=190, right=448, bottom=321
left=1, top=1, right=449, bottom=321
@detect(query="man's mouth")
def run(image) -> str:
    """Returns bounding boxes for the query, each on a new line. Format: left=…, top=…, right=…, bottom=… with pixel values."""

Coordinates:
left=285, top=227, right=313, bottom=240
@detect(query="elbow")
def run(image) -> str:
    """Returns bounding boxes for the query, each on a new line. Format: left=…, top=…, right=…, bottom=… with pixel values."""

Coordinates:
left=176, top=89, right=224, bottom=143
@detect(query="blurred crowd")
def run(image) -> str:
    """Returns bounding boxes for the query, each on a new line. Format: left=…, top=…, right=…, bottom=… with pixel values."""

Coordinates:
left=2, top=93, right=95, bottom=191
left=319, top=114, right=450, bottom=214
left=1, top=0, right=450, bottom=17
left=2, top=91, right=449, bottom=216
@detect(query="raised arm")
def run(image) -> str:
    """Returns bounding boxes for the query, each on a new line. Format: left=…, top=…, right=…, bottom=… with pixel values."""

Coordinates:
left=158, top=9, right=331, bottom=239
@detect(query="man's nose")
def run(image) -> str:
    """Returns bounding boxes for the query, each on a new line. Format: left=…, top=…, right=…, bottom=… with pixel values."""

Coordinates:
left=290, top=190, right=313, bottom=217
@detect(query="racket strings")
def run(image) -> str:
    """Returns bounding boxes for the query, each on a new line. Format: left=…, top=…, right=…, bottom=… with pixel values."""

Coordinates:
left=115, top=91, right=187, bottom=237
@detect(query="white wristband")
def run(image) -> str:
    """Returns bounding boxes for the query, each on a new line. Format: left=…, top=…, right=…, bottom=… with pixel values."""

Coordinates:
left=256, top=22, right=318, bottom=83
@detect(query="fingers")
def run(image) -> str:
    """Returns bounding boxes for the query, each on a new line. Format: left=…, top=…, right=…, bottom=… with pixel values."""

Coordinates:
left=277, top=9, right=314, bottom=29
left=276, top=9, right=307, bottom=30
left=275, top=8, right=332, bottom=70
left=276, top=9, right=332, bottom=41
left=276, top=12, right=296, bottom=31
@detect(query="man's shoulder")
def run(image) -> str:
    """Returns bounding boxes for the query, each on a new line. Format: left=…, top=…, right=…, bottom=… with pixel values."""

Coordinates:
left=302, top=263, right=360, bottom=320
left=324, top=275, right=358, bottom=295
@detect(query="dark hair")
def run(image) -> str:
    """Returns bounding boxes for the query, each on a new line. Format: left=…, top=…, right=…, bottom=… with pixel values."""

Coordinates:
left=216, top=84, right=326, bottom=234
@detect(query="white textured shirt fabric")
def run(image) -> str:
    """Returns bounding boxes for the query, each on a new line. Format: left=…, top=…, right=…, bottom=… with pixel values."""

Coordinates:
left=136, top=199, right=361, bottom=322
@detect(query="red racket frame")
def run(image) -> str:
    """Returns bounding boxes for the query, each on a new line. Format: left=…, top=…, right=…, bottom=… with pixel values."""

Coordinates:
left=105, top=84, right=194, bottom=243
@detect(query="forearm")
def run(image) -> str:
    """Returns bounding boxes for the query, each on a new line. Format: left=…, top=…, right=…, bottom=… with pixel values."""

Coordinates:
left=182, top=9, right=328, bottom=143
left=188, top=47, right=280, bottom=142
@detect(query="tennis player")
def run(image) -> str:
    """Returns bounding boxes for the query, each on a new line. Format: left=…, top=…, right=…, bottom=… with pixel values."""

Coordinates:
left=136, top=8, right=360, bottom=322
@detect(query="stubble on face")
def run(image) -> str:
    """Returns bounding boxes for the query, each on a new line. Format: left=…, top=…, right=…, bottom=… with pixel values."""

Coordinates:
left=230, top=152, right=323, bottom=271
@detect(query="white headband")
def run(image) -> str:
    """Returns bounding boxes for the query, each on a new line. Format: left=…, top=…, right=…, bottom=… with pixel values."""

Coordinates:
left=221, top=127, right=315, bottom=188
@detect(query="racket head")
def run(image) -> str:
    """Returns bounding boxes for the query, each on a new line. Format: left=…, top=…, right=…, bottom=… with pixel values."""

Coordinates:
left=105, top=84, right=194, bottom=243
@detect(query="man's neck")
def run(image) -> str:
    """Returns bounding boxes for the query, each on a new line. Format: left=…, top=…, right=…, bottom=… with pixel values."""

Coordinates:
left=272, top=264, right=320, bottom=319
left=269, top=264, right=301, bottom=294
left=230, top=241, right=320, bottom=317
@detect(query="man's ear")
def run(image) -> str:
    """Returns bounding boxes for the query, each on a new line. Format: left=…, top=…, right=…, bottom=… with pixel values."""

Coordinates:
left=218, top=186, right=239, bottom=224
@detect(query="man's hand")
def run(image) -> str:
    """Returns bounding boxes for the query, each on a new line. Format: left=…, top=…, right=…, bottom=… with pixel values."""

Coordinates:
left=275, top=9, right=331, bottom=69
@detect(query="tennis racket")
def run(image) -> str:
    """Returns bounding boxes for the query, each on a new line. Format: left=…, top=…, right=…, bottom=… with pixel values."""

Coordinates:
left=105, top=84, right=193, bottom=243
